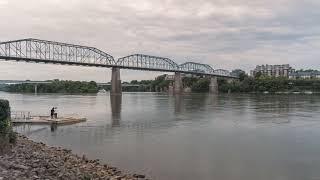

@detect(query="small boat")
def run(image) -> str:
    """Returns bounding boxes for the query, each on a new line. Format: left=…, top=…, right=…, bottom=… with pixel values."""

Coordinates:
left=98, top=89, right=107, bottom=93
left=304, top=91, right=313, bottom=95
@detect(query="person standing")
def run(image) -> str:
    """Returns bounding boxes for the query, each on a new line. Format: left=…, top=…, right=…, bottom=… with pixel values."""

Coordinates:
left=50, top=107, right=55, bottom=119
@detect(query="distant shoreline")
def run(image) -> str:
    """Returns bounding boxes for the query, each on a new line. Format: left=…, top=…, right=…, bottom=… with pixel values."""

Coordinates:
left=1, top=90, right=320, bottom=95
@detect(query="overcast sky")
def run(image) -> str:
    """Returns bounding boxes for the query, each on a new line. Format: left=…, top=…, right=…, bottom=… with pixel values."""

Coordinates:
left=0, top=0, right=319, bottom=82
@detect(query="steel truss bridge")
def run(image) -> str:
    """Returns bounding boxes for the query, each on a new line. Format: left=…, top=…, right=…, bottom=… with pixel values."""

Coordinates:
left=0, top=38, right=237, bottom=78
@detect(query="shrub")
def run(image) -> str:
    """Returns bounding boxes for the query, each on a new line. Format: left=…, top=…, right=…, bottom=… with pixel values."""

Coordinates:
left=0, top=99, right=16, bottom=144
left=0, top=99, right=10, bottom=133
left=9, top=131, right=17, bottom=144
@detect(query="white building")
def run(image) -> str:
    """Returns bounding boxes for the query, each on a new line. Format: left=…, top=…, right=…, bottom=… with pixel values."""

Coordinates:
left=251, top=64, right=295, bottom=77
left=289, top=71, right=320, bottom=79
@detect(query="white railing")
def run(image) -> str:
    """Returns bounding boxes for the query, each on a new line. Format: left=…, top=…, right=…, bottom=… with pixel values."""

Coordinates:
left=11, top=111, right=32, bottom=120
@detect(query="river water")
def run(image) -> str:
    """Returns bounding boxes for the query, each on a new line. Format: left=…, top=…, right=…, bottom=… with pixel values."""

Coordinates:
left=1, top=91, right=320, bottom=180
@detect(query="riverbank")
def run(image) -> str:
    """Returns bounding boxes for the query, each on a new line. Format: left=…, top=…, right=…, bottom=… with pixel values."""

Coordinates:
left=0, top=135, right=147, bottom=180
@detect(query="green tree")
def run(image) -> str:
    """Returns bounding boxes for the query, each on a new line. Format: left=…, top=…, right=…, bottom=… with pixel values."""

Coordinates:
left=254, top=71, right=262, bottom=79
left=0, top=99, right=16, bottom=150
left=191, top=79, right=210, bottom=92
left=130, top=80, right=138, bottom=84
left=5, top=80, right=99, bottom=94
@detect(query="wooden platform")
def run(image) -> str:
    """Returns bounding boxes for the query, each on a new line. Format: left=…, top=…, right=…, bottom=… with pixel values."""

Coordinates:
left=12, top=116, right=86, bottom=125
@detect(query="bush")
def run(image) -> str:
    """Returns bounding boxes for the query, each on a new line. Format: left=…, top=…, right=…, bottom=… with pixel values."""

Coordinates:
left=9, top=131, right=17, bottom=144
left=0, top=99, right=10, bottom=133
left=191, top=79, right=210, bottom=92
left=0, top=99, right=16, bottom=144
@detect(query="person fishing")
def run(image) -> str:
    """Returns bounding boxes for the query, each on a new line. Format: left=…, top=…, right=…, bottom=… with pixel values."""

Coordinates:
left=50, top=107, right=55, bottom=119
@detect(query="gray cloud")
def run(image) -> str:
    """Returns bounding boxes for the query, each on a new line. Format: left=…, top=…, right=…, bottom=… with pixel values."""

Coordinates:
left=0, top=0, right=319, bottom=81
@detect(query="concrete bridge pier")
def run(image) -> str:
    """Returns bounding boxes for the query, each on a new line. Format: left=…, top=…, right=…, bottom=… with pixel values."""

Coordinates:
left=209, top=77, right=218, bottom=94
left=227, top=78, right=234, bottom=94
left=34, top=84, right=38, bottom=94
left=174, top=72, right=183, bottom=94
left=111, top=67, right=122, bottom=95
left=168, top=82, right=174, bottom=94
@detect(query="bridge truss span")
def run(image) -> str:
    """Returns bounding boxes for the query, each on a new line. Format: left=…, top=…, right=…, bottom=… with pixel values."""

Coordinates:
left=0, top=38, right=238, bottom=79
left=179, top=62, right=215, bottom=74
left=214, top=69, right=231, bottom=76
left=0, top=38, right=115, bottom=67
left=117, top=54, right=179, bottom=71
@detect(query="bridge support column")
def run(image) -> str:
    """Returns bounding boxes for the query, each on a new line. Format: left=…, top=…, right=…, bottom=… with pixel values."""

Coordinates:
left=174, top=72, right=183, bottom=94
left=34, top=84, right=38, bottom=94
left=168, top=84, right=174, bottom=94
left=227, top=78, right=234, bottom=94
left=209, top=77, right=218, bottom=94
left=111, top=67, right=122, bottom=95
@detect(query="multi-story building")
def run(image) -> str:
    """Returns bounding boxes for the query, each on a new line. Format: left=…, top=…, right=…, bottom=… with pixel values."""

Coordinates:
left=289, top=71, right=320, bottom=79
left=250, top=64, right=295, bottom=77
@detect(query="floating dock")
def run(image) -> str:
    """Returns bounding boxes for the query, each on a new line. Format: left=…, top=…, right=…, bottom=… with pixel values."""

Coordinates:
left=12, top=116, right=86, bottom=125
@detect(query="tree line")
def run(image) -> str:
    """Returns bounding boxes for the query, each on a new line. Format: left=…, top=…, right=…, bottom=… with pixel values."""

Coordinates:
left=4, top=80, right=99, bottom=93
left=125, top=71, right=320, bottom=93
left=3, top=71, right=320, bottom=94
left=219, top=71, right=320, bottom=93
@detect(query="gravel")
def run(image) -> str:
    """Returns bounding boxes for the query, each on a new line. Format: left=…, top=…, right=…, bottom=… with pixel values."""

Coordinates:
left=0, top=135, right=148, bottom=180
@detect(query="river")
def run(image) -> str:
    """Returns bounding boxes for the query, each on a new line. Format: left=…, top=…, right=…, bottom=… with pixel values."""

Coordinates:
left=1, top=91, right=320, bottom=180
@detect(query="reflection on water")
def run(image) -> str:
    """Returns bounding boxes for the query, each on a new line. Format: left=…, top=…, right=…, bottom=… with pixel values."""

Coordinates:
left=174, top=95, right=182, bottom=114
left=50, top=123, right=58, bottom=132
left=110, top=95, right=122, bottom=127
left=2, top=92, right=320, bottom=180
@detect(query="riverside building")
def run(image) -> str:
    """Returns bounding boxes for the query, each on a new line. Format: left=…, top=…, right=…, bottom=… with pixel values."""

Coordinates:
left=250, top=64, right=295, bottom=77
left=289, top=71, right=320, bottom=79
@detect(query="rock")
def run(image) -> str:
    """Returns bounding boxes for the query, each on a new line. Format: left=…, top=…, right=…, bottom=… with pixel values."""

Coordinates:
left=31, top=163, right=38, bottom=168
left=0, top=160, right=10, bottom=169
left=63, top=149, right=72, bottom=153
left=133, top=174, right=146, bottom=178
left=110, top=176, right=122, bottom=180
left=0, top=135, right=148, bottom=180
left=82, top=155, right=87, bottom=161
left=11, top=164, right=29, bottom=170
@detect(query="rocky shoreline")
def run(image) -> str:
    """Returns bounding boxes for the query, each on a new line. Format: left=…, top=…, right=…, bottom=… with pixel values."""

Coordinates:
left=0, top=135, right=147, bottom=180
